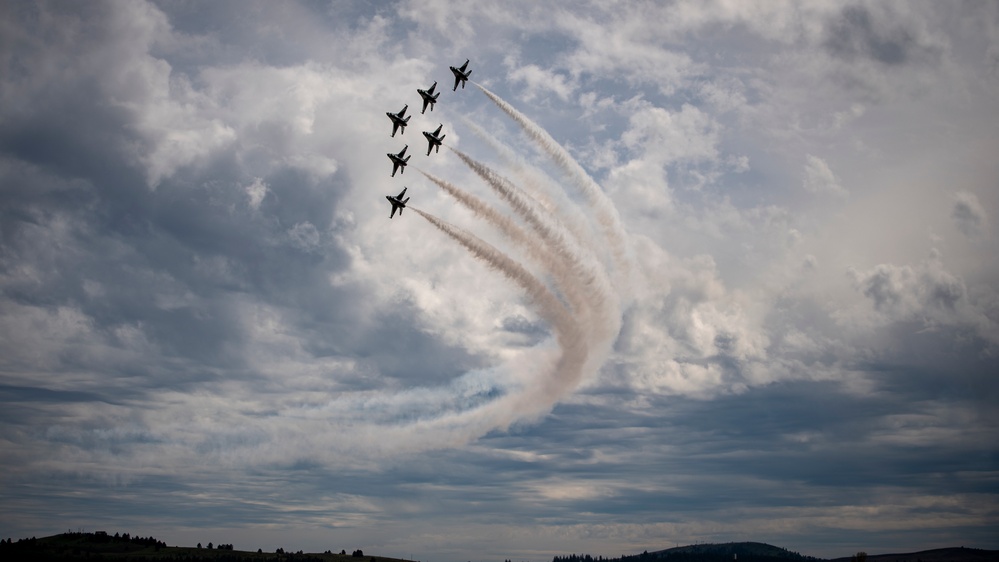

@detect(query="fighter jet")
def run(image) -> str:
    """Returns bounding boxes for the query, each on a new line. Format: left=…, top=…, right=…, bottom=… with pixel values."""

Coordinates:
left=450, top=59, right=471, bottom=91
left=387, top=145, right=410, bottom=177
left=387, top=104, right=410, bottom=137
left=417, top=81, right=439, bottom=114
left=386, top=187, right=410, bottom=219
left=423, top=124, right=445, bottom=156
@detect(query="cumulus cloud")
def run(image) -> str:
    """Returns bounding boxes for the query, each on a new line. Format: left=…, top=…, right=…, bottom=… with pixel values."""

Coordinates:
left=611, top=237, right=770, bottom=399
left=507, top=63, right=575, bottom=102
left=803, top=154, right=848, bottom=197
left=603, top=101, right=723, bottom=215
left=244, top=177, right=269, bottom=210
left=847, top=253, right=999, bottom=348
left=555, top=5, right=699, bottom=95
left=620, top=102, right=720, bottom=164
left=951, top=190, right=987, bottom=238
left=852, top=261, right=958, bottom=315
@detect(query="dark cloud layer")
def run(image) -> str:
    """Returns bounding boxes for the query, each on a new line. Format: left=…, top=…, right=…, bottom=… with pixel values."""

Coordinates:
left=825, top=6, right=928, bottom=66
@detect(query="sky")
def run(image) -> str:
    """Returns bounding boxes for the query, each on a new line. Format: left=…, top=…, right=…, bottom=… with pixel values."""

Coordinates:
left=1, top=0, right=998, bottom=560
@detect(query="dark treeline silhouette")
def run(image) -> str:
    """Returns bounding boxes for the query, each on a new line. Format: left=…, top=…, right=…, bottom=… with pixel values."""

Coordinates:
left=1, top=531, right=167, bottom=549
left=553, top=554, right=608, bottom=562
left=0, top=532, right=410, bottom=562
left=22, top=530, right=170, bottom=548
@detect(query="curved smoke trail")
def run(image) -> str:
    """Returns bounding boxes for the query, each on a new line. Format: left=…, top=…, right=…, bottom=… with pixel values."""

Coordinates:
left=421, top=169, right=593, bottom=329
left=460, top=117, right=599, bottom=252
left=410, top=208, right=572, bottom=331
left=457, top=117, right=558, bottom=214
left=418, top=170, right=544, bottom=271
left=447, top=148, right=620, bottom=342
left=326, top=88, right=633, bottom=452
left=411, top=207, right=588, bottom=408
left=419, top=169, right=586, bottom=310
left=412, top=86, right=636, bottom=420
left=475, top=82, right=635, bottom=295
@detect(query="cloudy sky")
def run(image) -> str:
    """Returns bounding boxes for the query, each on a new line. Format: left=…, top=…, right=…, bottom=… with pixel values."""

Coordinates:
left=2, top=0, right=998, bottom=560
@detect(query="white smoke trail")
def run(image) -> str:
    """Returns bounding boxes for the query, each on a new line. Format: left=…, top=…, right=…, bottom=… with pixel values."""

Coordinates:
left=460, top=117, right=598, bottom=250
left=439, top=148, right=623, bottom=405
left=451, top=146, right=571, bottom=248
left=313, top=89, right=634, bottom=453
left=411, top=207, right=573, bottom=334
left=475, top=82, right=635, bottom=297
left=411, top=207, right=590, bottom=408
left=449, top=148, right=619, bottom=331
left=419, top=170, right=579, bottom=308
left=458, top=117, right=559, bottom=214
left=422, top=169, right=595, bottom=325
left=419, top=170, right=544, bottom=269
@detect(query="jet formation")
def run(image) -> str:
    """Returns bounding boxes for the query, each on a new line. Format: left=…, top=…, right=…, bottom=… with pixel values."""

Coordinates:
left=383, top=59, right=472, bottom=217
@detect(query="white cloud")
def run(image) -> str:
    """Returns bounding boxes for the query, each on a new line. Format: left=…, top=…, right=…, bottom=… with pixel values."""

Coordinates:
left=557, top=8, right=699, bottom=96
left=611, top=237, right=772, bottom=399
left=803, top=154, right=848, bottom=197
left=244, top=177, right=268, bottom=210
left=951, top=190, right=987, bottom=239
left=287, top=221, right=322, bottom=251
left=620, top=102, right=720, bottom=165
left=847, top=252, right=999, bottom=346
left=604, top=101, right=723, bottom=217
left=134, top=72, right=238, bottom=187
left=507, top=63, right=575, bottom=102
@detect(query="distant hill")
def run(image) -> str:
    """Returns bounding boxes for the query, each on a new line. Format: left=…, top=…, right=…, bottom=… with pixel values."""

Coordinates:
left=580, top=542, right=998, bottom=562
left=0, top=532, right=419, bottom=562
left=616, top=542, right=819, bottom=562
left=827, top=547, right=999, bottom=562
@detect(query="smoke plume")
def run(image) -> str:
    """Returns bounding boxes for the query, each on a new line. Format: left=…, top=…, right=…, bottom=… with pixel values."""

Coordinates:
left=347, top=88, right=633, bottom=450
left=411, top=207, right=587, bottom=406
left=475, top=82, right=635, bottom=293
